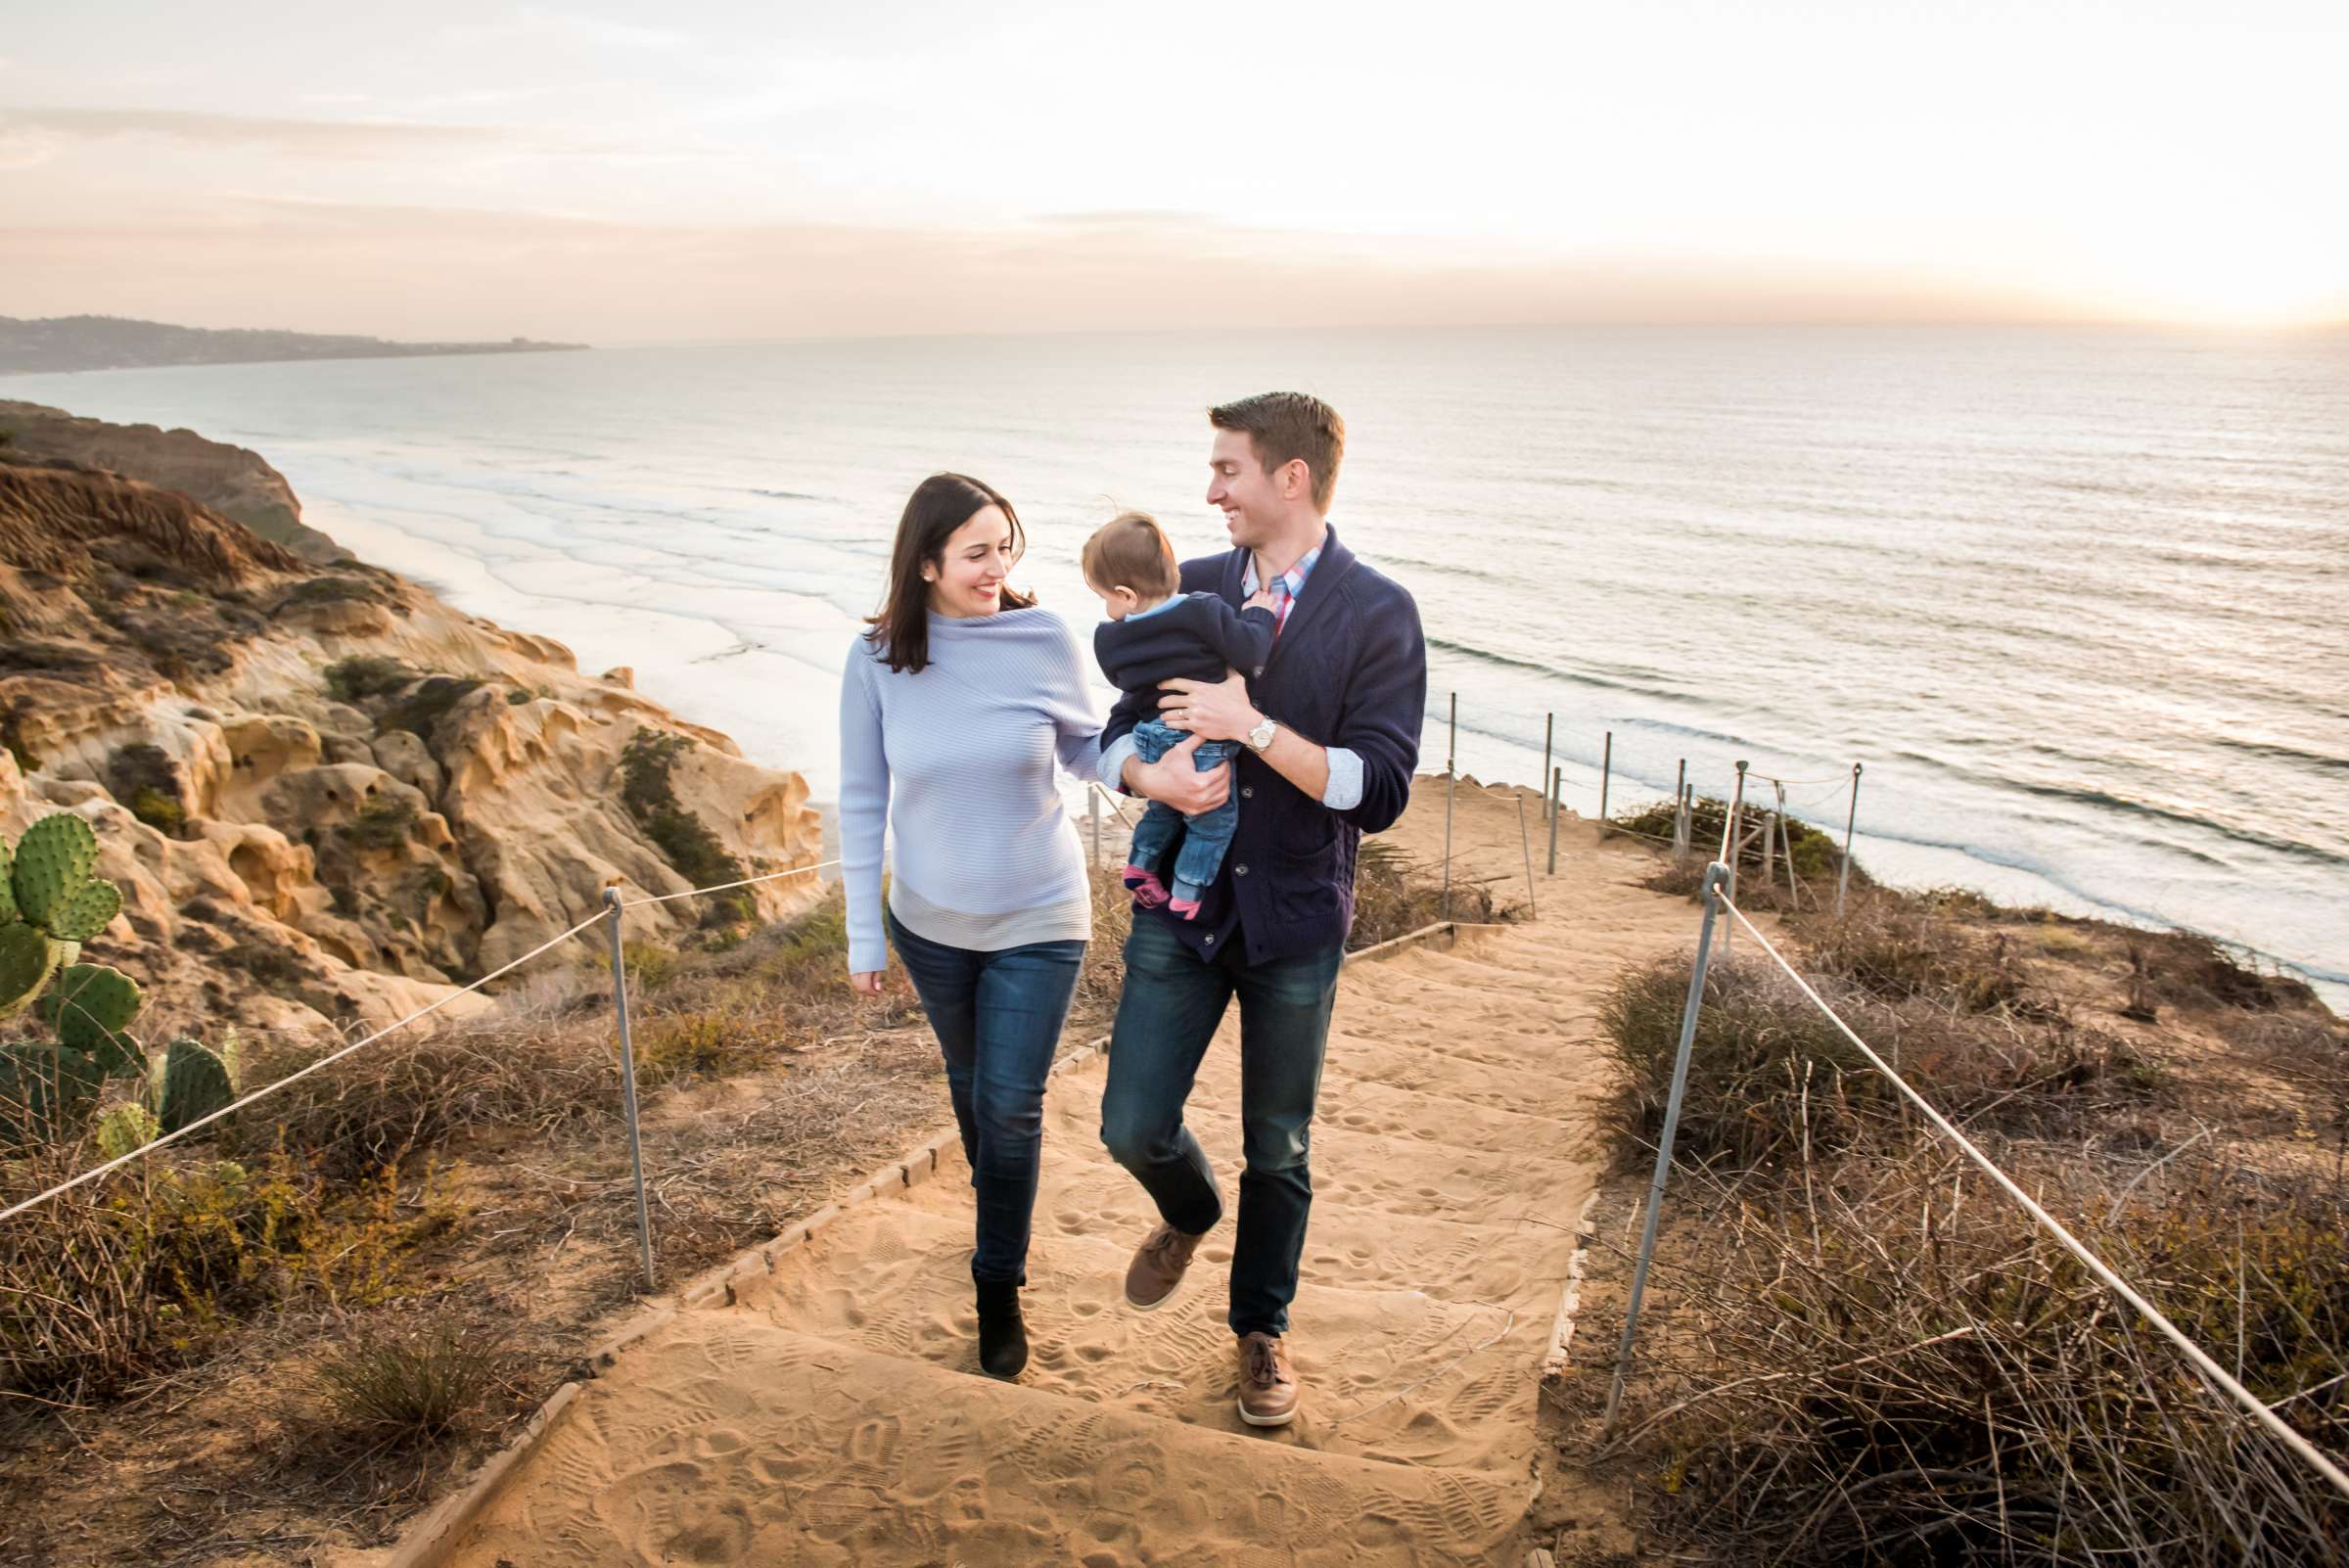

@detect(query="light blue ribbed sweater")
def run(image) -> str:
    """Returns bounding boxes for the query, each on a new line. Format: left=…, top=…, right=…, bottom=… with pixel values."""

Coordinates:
left=839, top=608, right=1105, bottom=975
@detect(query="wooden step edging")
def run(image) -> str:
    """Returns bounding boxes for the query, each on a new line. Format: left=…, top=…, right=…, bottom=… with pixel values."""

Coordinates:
left=1540, top=1189, right=1604, bottom=1382
left=378, top=914, right=1494, bottom=1568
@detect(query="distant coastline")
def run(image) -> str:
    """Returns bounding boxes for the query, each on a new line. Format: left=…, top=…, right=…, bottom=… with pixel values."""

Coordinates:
left=0, top=313, right=589, bottom=375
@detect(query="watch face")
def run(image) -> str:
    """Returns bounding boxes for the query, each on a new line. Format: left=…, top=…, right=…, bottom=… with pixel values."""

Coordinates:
left=1249, top=719, right=1276, bottom=751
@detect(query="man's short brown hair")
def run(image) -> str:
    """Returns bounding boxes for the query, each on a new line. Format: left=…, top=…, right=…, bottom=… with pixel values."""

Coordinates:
left=1209, top=391, right=1346, bottom=513
left=1081, top=510, right=1179, bottom=599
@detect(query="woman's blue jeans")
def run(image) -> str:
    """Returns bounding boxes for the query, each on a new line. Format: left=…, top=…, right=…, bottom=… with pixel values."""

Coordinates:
left=886, top=909, right=1084, bottom=1286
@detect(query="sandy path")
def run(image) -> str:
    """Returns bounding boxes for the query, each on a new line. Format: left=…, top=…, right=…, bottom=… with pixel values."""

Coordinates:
left=441, top=783, right=1707, bottom=1567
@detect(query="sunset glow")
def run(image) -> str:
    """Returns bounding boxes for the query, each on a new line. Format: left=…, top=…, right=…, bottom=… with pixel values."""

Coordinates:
left=2, top=0, right=2343, bottom=338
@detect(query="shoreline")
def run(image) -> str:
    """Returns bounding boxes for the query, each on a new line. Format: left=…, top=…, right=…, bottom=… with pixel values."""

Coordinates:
left=316, top=492, right=2342, bottom=1015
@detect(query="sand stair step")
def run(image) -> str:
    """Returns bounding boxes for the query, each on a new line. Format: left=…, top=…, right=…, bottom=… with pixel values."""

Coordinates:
left=1036, top=1085, right=1582, bottom=1227
left=1187, top=1056, right=1588, bottom=1158
left=970, top=1161, right=1585, bottom=1322
left=742, top=1199, right=1543, bottom=1472
left=452, top=1316, right=1530, bottom=1568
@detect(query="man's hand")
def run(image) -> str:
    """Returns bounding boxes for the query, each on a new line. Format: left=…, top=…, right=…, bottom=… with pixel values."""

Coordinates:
left=1159, top=670, right=1261, bottom=745
left=1124, top=731, right=1230, bottom=814
left=1244, top=588, right=1277, bottom=613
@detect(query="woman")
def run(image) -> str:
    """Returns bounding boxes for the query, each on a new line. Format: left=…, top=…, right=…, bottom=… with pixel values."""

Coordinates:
left=840, top=472, right=1102, bottom=1380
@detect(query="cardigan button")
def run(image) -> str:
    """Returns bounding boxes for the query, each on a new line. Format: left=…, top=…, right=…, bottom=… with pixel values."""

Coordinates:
left=1241, top=787, right=1253, bottom=799
left=1235, top=864, right=1249, bottom=876
left=1203, top=934, right=1215, bottom=945
left=1253, top=666, right=1266, bottom=676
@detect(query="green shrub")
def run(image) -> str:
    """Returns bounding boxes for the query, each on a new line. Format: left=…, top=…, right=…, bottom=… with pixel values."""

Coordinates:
left=346, top=794, right=418, bottom=852
left=376, top=675, right=483, bottom=743
left=322, top=655, right=412, bottom=702
left=619, top=728, right=753, bottom=925
left=127, top=787, right=186, bottom=835
left=108, top=743, right=190, bottom=838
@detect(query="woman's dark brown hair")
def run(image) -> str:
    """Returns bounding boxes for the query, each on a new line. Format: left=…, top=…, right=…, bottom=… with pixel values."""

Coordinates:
left=865, top=472, right=1036, bottom=673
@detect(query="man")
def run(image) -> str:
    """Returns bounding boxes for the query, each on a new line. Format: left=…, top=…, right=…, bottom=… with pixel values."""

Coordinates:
left=1096, top=391, right=1427, bottom=1427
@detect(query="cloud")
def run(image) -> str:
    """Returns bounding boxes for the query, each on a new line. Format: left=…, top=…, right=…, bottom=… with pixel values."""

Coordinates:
left=0, top=123, right=63, bottom=168
left=0, top=106, right=514, bottom=157
left=0, top=198, right=2131, bottom=345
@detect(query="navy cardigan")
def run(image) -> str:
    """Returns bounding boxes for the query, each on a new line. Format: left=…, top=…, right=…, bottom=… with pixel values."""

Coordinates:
left=1103, top=528, right=1427, bottom=965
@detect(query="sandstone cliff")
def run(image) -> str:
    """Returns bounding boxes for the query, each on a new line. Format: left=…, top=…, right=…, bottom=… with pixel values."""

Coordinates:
left=0, top=398, right=349, bottom=565
left=0, top=448, right=822, bottom=1036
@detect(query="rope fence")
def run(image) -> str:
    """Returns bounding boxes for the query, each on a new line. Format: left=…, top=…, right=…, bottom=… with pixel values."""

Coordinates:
left=0, top=855, right=845, bottom=1232
left=1600, top=860, right=2349, bottom=1504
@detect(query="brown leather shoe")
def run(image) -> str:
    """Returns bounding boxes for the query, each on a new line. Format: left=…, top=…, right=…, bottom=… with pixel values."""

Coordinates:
left=1123, top=1222, right=1205, bottom=1312
left=1236, top=1331, right=1300, bottom=1427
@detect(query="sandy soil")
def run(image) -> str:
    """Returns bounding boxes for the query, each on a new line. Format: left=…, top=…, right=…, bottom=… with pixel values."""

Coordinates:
left=427, top=780, right=1712, bottom=1567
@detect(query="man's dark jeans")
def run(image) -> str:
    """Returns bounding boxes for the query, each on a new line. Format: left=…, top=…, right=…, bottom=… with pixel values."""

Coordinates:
left=887, top=910, right=1084, bottom=1287
left=1099, top=913, right=1343, bottom=1337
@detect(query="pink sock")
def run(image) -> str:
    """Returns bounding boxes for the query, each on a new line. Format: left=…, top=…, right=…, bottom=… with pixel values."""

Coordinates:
left=1125, top=865, right=1171, bottom=907
left=1169, top=896, right=1201, bottom=920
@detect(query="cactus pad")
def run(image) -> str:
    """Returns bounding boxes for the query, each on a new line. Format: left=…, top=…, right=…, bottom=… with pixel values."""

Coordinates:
left=50, top=878, right=122, bottom=944
left=0, top=839, right=16, bottom=924
left=157, top=1038, right=236, bottom=1133
left=12, top=813, right=98, bottom=929
left=0, top=1043, right=104, bottom=1146
left=94, top=1101, right=162, bottom=1161
left=41, top=964, right=144, bottom=1078
left=0, top=922, right=59, bottom=1019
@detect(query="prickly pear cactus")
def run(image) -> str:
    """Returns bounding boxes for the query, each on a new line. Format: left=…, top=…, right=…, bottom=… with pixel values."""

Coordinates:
left=11, top=813, right=98, bottom=929
left=39, top=964, right=144, bottom=1079
left=0, top=1042, right=104, bottom=1146
left=48, top=878, right=121, bottom=944
left=0, top=922, right=60, bottom=1018
left=0, top=834, right=16, bottom=924
left=94, top=1100, right=162, bottom=1161
left=156, top=1038, right=237, bottom=1134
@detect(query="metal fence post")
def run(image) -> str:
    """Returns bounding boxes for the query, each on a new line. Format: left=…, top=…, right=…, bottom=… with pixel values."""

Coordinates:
left=1721, top=761, right=1747, bottom=957
left=1836, top=762, right=1864, bottom=919
left=1604, top=860, right=1729, bottom=1434
left=1442, top=692, right=1456, bottom=921
left=1597, top=730, right=1613, bottom=837
left=1088, top=785, right=1101, bottom=867
left=1516, top=791, right=1538, bottom=918
left=1547, top=765, right=1561, bottom=875
left=1542, top=714, right=1554, bottom=827
left=1776, top=783, right=1798, bottom=906
left=1672, top=759, right=1687, bottom=863
left=601, top=887, right=658, bottom=1292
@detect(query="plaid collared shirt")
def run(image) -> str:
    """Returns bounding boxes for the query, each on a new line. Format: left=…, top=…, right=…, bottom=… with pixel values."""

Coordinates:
left=1242, top=539, right=1324, bottom=638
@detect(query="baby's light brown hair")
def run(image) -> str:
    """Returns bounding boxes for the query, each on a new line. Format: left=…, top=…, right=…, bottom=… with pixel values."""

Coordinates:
left=1081, top=510, right=1180, bottom=601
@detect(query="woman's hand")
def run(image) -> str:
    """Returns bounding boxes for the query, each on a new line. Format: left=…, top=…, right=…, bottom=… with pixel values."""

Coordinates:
left=1159, top=671, right=1261, bottom=745
left=850, top=970, right=884, bottom=998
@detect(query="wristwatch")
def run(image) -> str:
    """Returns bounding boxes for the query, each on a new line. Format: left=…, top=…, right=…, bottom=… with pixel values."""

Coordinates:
left=1244, top=715, right=1279, bottom=754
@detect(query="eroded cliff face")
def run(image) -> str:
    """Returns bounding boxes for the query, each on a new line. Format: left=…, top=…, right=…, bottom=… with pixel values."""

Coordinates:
left=0, top=397, right=348, bottom=564
left=0, top=451, right=822, bottom=1034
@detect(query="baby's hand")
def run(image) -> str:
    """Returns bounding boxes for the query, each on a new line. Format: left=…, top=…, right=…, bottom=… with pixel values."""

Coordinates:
left=1245, top=589, right=1276, bottom=613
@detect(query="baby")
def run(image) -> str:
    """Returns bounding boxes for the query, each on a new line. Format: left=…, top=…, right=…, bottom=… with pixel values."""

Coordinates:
left=1083, top=510, right=1276, bottom=918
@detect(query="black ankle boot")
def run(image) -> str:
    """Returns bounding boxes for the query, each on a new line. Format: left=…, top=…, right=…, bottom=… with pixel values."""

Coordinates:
left=975, top=1280, right=1028, bottom=1380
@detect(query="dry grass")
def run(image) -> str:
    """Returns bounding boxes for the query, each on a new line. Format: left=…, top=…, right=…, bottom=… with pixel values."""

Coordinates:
left=313, top=1314, right=511, bottom=1446
left=1351, top=836, right=1497, bottom=945
left=1586, top=1143, right=2348, bottom=1566
left=1582, top=871, right=2347, bottom=1566
left=1598, top=951, right=2161, bottom=1173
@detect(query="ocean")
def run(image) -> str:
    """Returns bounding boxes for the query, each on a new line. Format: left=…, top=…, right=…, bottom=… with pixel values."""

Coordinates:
left=4, top=326, right=2342, bottom=1008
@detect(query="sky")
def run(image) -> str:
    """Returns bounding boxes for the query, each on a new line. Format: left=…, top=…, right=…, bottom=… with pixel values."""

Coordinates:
left=3, top=1, right=2345, bottom=342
